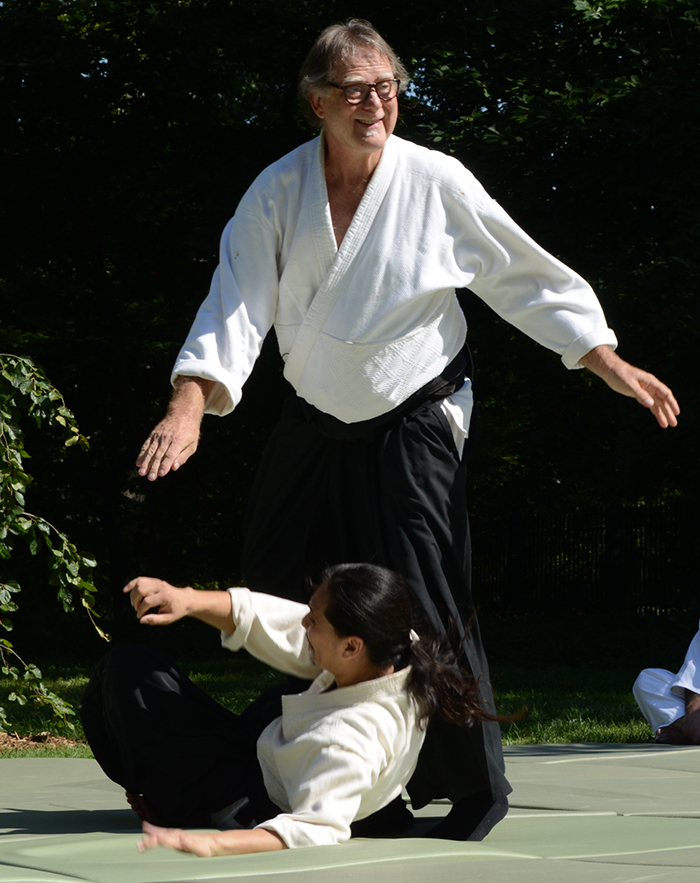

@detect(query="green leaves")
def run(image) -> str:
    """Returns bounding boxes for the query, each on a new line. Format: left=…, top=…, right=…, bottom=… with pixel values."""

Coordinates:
left=0, top=356, right=90, bottom=451
left=399, top=0, right=699, bottom=511
left=0, top=582, right=20, bottom=625
left=0, top=1, right=697, bottom=623
left=0, top=354, right=108, bottom=732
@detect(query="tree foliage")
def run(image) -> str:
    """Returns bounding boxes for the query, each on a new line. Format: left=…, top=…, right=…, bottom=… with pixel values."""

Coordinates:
left=0, top=354, right=107, bottom=729
left=0, top=0, right=697, bottom=616
left=401, top=0, right=699, bottom=510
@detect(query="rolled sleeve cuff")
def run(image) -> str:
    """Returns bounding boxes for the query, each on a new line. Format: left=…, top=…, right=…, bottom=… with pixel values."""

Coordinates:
left=171, top=363, right=238, bottom=416
left=220, top=588, right=256, bottom=651
left=561, top=330, right=618, bottom=370
left=258, top=815, right=347, bottom=849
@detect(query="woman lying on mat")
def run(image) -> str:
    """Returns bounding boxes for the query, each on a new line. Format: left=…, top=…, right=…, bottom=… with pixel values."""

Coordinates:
left=81, top=563, right=505, bottom=857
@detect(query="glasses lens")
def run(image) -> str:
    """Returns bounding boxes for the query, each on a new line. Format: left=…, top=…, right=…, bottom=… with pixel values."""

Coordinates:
left=375, top=80, right=397, bottom=99
left=345, top=84, right=367, bottom=103
left=341, top=80, right=398, bottom=103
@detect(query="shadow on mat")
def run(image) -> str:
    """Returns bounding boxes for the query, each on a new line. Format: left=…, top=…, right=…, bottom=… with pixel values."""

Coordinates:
left=1, top=808, right=448, bottom=840
left=504, top=743, right=678, bottom=758
left=0, top=807, right=139, bottom=836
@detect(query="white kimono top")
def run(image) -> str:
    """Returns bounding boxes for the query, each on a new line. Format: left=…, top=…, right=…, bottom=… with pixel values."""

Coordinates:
left=172, top=134, right=617, bottom=436
left=221, top=588, right=425, bottom=848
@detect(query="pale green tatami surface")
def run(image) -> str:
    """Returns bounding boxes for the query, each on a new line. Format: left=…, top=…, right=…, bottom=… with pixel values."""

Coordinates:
left=2, top=744, right=700, bottom=883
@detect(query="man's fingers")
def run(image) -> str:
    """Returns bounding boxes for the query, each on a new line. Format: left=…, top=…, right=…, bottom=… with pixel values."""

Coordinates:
left=169, top=438, right=198, bottom=470
left=609, top=366, right=679, bottom=429
left=136, top=434, right=178, bottom=480
left=635, top=378, right=680, bottom=428
left=136, top=425, right=199, bottom=481
left=581, top=349, right=679, bottom=430
left=136, top=435, right=166, bottom=479
left=652, top=399, right=679, bottom=429
left=136, top=431, right=169, bottom=464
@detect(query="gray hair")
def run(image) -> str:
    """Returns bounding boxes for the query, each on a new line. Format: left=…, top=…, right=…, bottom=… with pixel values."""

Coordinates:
left=298, top=19, right=409, bottom=127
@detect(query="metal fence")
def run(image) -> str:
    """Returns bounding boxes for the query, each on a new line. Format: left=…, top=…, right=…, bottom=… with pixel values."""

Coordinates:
left=471, top=502, right=697, bottom=614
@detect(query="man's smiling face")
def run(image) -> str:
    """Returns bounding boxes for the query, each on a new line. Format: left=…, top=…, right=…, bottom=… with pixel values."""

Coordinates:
left=310, top=50, right=398, bottom=161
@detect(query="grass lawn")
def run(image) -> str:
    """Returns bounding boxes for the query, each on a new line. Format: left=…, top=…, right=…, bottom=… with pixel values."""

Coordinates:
left=493, top=663, right=651, bottom=744
left=4, top=606, right=682, bottom=757
left=0, top=655, right=287, bottom=758
left=0, top=637, right=654, bottom=757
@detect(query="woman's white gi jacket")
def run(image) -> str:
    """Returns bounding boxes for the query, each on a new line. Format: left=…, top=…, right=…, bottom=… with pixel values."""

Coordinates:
left=221, top=588, right=425, bottom=848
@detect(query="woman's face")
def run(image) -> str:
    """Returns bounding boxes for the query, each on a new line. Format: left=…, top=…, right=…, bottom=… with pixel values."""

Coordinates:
left=302, top=585, right=347, bottom=671
left=310, top=50, right=399, bottom=162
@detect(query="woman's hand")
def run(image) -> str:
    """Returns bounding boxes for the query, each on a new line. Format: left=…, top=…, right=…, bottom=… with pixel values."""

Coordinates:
left=138, top=822, right=223, bottom=857
left=123, top=577, right=235, bottom=633
left=138, top=821, right=286, bottom=856
left=124, top=577, right=193, bottom=625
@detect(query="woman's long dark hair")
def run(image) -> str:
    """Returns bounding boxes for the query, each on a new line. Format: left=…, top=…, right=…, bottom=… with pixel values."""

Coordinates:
left=320, top=562, right=507, bottom=729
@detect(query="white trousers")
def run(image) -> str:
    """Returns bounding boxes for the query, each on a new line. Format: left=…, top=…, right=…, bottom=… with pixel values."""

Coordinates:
left=633, top=668, right=686, bottom=733
left=633, top=624, right=700, bottom=734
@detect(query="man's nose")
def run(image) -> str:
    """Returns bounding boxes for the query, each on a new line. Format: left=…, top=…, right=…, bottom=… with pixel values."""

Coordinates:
left=362, top=87, right=382, bottom=107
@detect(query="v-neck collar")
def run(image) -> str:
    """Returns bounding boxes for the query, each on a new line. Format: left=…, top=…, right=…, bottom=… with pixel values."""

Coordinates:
left=310, top=131, right=398, bottom=282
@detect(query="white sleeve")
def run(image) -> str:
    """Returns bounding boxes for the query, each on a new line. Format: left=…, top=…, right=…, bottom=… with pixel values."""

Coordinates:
left=171, top=180, right=282, bottom=416
left=258, top=742, right=375, bottom=848
left=670, top=625, right=700, bottom=698
left=221, top=588, right=321, bottom=680
left=443, top=161, right=618, bottom=368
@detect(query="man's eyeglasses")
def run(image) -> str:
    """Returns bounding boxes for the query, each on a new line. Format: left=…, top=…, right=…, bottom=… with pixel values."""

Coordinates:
left=327, top=78, right=400, bottom=105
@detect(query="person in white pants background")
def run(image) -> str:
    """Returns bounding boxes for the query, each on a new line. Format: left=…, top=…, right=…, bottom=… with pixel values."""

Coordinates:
left=633, top=621, right=700, bottom=744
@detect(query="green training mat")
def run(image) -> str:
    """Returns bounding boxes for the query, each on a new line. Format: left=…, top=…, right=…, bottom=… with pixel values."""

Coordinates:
left=2, top=744, right=700, bottom=883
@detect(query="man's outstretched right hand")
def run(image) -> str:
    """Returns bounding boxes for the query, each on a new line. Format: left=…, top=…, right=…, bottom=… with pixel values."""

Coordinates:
left=136, top=377, right=213, bottom=481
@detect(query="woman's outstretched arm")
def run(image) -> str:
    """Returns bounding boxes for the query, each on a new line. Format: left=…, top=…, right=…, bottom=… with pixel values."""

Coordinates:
left=123, top=577, right=235, bottom=634
left=138, top=821, right=287, bottom=856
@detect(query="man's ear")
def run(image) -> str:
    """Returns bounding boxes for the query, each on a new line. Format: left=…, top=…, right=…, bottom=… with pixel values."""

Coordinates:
left=342, top=635, right=365, bottom=660
left=309, top=91, right=325, bottom=121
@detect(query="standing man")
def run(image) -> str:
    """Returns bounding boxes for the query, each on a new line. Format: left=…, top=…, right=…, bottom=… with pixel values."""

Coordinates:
left=136, top=20, right=679, bottom=839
